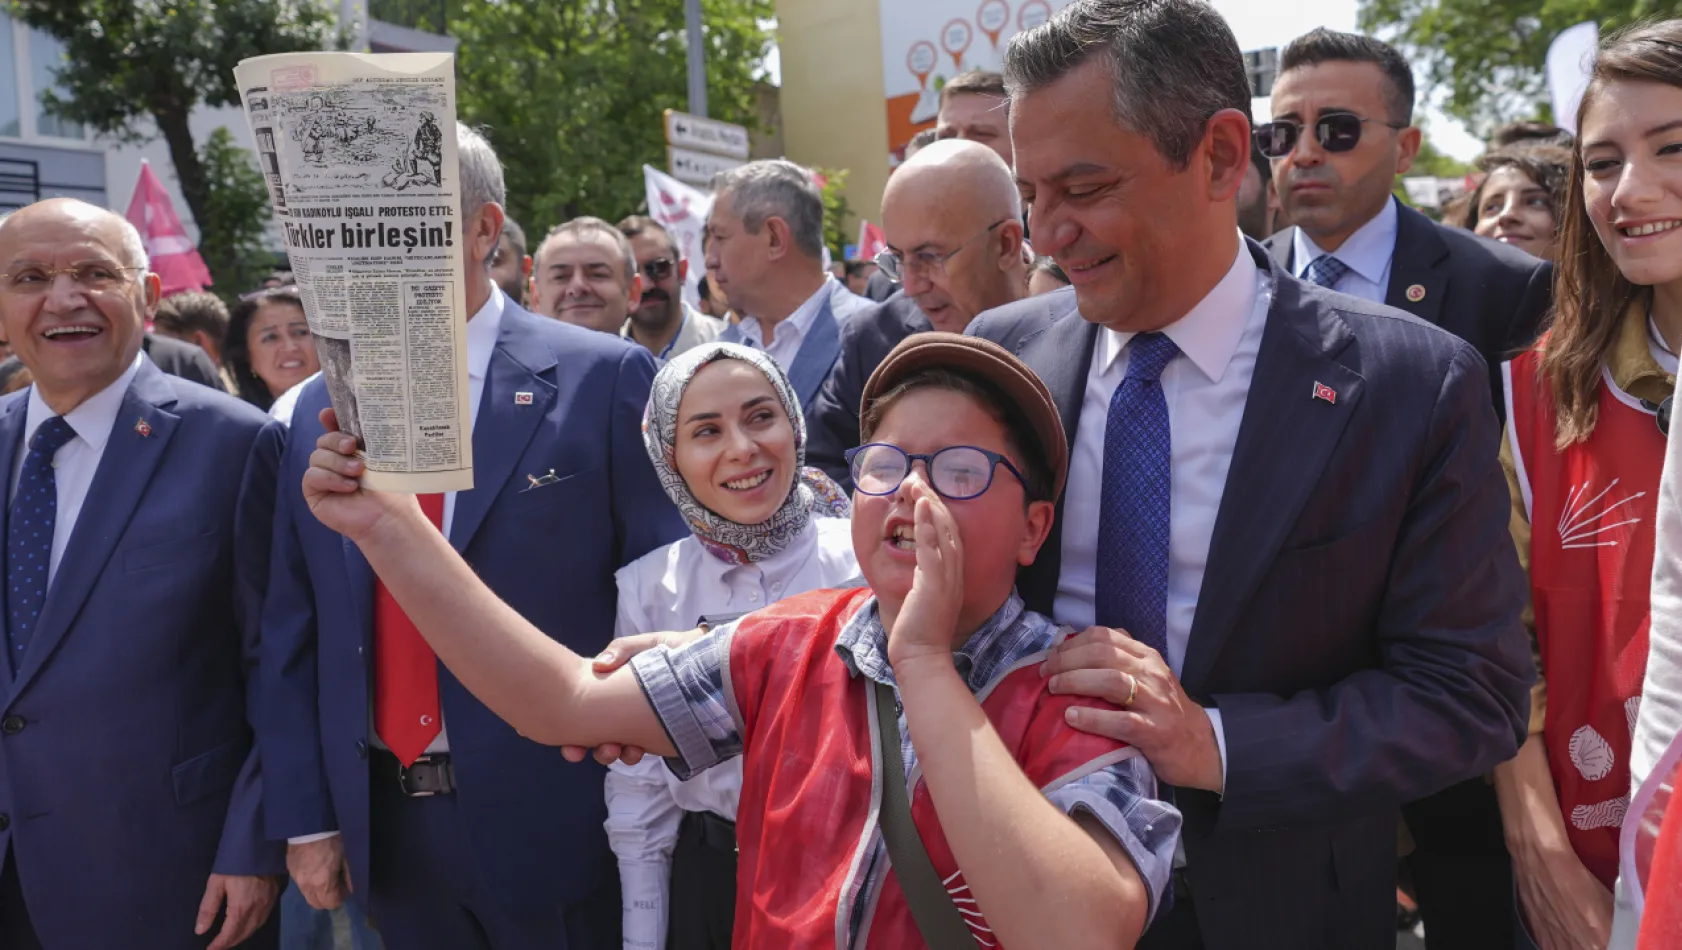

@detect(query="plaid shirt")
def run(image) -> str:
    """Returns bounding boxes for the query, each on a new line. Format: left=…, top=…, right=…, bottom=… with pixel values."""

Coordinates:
left=631, top=590, right=1181, bottom=942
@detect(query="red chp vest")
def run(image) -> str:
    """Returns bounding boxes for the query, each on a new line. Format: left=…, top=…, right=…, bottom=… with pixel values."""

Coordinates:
left=724, top=587, right=1133, bottom=949
left=1506, top=350, right=1661, bottom=885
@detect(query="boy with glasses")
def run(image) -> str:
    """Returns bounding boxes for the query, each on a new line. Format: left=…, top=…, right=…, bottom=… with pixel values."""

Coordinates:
left=300, top=332, right=1178, bottom=949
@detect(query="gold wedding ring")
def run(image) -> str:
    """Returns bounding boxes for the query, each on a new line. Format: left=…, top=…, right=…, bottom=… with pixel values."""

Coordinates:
left=1123, top=672, right=1138, bottom=707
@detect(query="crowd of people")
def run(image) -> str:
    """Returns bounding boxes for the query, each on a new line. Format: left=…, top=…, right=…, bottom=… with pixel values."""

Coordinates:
left=3, top=1, right=1682, bottom=948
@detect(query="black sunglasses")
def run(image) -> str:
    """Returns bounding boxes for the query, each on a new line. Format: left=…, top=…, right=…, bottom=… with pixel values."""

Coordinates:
left=640, top=257, right=676, bottom=282
left=1253, top=112, right=1406, bottom=159
left=1644, top=395, right=1674, bottom=437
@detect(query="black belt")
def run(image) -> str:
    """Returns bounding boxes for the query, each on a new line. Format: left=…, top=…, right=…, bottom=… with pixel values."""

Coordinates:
left=679, top=810, right=737, bottom=854
left=371, top=747, right=456, bottom=797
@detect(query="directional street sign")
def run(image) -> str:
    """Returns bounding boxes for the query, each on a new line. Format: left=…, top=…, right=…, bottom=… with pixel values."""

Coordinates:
left=664, top=110, right=751, bottom=160
left=667, top=146, right=744, bottom=186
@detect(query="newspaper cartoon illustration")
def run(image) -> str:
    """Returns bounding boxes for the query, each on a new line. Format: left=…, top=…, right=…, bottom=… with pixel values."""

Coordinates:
left=235, top=52, right=472, bottom=493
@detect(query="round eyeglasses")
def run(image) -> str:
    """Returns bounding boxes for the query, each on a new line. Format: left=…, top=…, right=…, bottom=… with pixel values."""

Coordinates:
left=845, top=443, right=1027, bottom=500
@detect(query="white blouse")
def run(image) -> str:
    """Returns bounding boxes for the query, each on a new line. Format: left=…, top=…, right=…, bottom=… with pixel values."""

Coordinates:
left=604, top=516, right=861, bottom=950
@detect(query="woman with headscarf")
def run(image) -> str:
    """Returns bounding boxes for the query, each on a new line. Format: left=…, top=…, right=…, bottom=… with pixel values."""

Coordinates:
left=604, top=343, right=859, bottom=950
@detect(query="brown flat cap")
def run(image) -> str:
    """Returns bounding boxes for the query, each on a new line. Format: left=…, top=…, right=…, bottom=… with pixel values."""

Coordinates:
left=859, top=332, right=1069, bottom=500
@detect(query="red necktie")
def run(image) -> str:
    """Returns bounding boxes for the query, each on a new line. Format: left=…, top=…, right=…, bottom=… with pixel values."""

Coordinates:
left=374, top=492, right=445, bottom=766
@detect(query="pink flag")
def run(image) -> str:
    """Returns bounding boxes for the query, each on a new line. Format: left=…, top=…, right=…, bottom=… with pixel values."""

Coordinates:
left=125, top=161, right=213, bottom=296
left=858, top=221, right=887, bottom=261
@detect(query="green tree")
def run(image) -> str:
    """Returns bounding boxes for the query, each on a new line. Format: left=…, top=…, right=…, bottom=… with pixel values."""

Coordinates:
left=447, top=0, right=774, bottom=235
left=196, top=127, right=279, bottom=303
left=1358, top=0, right=1682, bottom=131
left=815, top=167, right=852, bottom=261
left=6, top=0, right=338, bottom=290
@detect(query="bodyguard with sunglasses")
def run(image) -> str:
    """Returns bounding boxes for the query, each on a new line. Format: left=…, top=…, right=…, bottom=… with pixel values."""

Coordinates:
left=1262, top=29, right=1552, bottom=425
left=616, top=216, right=726, bottom=364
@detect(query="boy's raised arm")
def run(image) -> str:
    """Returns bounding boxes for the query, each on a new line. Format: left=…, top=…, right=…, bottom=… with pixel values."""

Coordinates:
left=301, top=410, right=676, bottom=756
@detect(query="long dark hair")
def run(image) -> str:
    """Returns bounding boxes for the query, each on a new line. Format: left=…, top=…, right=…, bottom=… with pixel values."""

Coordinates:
left=224, top=286, right=304, bottom=411
left=1546, top=20, right=1682, bottom=447
left=1461, top=143, right=1573, bottom=231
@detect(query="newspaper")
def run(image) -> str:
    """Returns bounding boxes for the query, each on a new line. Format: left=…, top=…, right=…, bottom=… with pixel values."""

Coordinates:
left=233, top=51, right=473, bottom=493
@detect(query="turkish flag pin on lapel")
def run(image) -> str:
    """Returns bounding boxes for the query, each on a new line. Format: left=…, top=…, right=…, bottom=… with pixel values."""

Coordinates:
left=514, top=392, right=533, bottom=406
left=134, top=418, right=152, bottom=437
left=1312, top=381, right=1338, bottom=405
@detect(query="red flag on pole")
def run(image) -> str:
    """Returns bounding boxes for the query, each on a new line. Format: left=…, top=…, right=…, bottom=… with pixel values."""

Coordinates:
left=125, top=160, right=213, bottom=296
left=858, top=221, right=887, bottom=261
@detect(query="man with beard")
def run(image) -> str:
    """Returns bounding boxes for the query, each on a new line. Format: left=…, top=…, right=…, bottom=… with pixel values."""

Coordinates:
left=490, top=217, right=531, bottom=307
left=615, top=215, right=724, bottom=363
left=530, top=217, right=643, bottom=334
left=806, top=139, right=1029, bottom=487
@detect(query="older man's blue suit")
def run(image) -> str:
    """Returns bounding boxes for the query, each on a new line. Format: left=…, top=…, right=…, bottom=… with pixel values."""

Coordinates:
left=969, top=242, right=1533, bottom=950
left=259, top=303, right=685, bottom=943
left=0, top=358, right=286, bottom=948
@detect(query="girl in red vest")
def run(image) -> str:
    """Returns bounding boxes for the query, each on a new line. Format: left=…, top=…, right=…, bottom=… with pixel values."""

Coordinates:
left=1492, top=21, right=1682, bottom=950
left=301, top=333, right=1179, bottom=949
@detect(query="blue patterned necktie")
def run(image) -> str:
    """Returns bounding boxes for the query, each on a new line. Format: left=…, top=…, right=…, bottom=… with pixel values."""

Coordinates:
left=1095, top=332, right=1179, bottom=657
left=7, top=417, right=76, bottom=672
left=1304, top=253, right=1350, bottom=289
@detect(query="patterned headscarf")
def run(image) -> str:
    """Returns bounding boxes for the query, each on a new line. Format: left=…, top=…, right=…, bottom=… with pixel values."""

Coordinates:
left=643, top=343, right=849, bottom=565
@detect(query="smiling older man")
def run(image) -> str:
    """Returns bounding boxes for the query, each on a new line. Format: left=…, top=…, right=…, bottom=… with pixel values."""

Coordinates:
left=0, top=197, right=285, bottom=950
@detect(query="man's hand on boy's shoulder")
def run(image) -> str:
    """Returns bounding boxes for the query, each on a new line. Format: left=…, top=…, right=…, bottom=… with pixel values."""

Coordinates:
left=1040, top=626, right=1225, bottom=794
left=557, top=626, right=706, bottom=766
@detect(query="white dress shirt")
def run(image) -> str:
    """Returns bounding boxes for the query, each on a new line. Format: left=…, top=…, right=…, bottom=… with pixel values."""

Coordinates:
left=1055, top=238, right=1271, bottom=789
left=268, top=372, right=316, bottom=425
left=735, top=275, right=837, bottom=369
left=290, top=287, right=505, bottom=845
left=10, top=352, right=144, bottom=588
left=605, top=517, right=861, bottom=950
left=1291, top=196, right=1398, bottom=304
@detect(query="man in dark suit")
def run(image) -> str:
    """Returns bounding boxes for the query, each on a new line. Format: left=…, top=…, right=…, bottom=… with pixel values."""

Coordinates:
left=1260, top=29, right=1551, bottom=423
left=708, top=160, right=872, bottom=409
left=0, top=197, right=284, bottom=949
left=970, top=4, right=1532, bottom=947
left=1259, top=30, right=1548, bottom=943
left=259, top=127, right=685, bottom=948
left=807, top=139, right=1028, bottom=487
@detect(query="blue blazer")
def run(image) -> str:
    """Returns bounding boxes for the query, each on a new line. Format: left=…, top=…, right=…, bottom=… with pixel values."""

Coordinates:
left=719, top=278, right=872, bottom=411
left=258, top=303, right=686, bottom=912
left=806, top=290, right=929, bottom=489
left=969, top=241, right=1533, bottom=950
left=0, top=358, right=286, bottom=948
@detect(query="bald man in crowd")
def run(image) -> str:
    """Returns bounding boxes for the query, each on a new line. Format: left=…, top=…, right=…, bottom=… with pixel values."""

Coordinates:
left=806, top=138, right=1029, bottom=487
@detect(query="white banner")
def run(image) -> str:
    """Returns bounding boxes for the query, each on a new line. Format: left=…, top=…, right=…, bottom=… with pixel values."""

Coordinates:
left=1547, top=21, right=1599, bottom=136
left=643, top=165, right=713, bottom=309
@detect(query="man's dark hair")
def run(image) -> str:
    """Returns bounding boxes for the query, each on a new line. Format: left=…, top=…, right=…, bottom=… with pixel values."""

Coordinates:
left=501, top=216, right=527, bottom=258
left=940, top=69, right=1008, bottom=110
left=906, top=127, right=941, bottom=157
left=860, top=366, right=1054, bottom=503
left=1004, top=0, right=1253, bottom=169
left=1279, top=28, right=1416, bottom=126
left=1491, top=121, right=1573, bottom=149
left=844, top=260, right=875, bottom=279
left=153, top=291, right=230, bottom=343
left=616, top=214, right=681, bottom=260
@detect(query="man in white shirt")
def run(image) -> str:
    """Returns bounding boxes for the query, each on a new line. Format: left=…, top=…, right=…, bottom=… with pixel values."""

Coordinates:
left=970, top=2, right=1532, bottom=946
left=0, top=197, right=285, bottom=949
left=709, top=160, right=872, bottom=409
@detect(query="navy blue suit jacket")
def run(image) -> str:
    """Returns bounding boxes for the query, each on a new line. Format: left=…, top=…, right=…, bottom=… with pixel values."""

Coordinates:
left=258, top=303, right=686, bottom=911
left=1266, top=201, right=1552, bottom=421
left=969, top=243, right=1533, bottom=950
left=718, top=279, right=872, bottom=412
left=806, top=291, right=929, bottom=488
left=0, top=358, right=285, bottom=948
